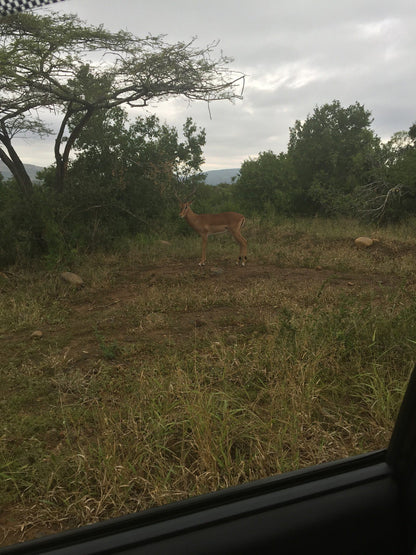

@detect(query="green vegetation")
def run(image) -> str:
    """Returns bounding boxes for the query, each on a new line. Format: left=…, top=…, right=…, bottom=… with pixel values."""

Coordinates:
left=1, top=12, right=416, bottom=546
left=0, top=12, right=241, bottom=196
left=2, top=13, right=416, bottom=268
left=1, top=218, right=415, bottom=544
left=236, top=101, right=416, bottom=221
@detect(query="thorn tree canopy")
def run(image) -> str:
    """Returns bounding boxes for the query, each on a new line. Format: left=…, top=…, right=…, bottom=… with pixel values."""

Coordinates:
left=0, top=11, right=244, bottom=195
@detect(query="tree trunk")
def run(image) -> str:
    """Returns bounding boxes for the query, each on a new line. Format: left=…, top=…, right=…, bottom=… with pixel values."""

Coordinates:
left=54, top=105, right=95, bottom=193
left=0, top=127, right=33, bottom=198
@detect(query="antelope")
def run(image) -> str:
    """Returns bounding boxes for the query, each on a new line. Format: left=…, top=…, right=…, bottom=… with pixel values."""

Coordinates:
left=179, top=201, right=247, bottom=266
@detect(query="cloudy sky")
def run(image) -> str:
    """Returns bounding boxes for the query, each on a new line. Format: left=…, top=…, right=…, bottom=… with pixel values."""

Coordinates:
left=14, top=0, right=416, bottom=171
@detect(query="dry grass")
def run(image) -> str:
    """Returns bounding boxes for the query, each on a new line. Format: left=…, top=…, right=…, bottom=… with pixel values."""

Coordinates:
left=1, top=217, right=416, bottom=545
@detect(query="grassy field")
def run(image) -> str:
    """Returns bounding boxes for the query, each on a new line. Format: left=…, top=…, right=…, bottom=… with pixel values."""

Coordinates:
left=1, top=217, right=416, bottom=545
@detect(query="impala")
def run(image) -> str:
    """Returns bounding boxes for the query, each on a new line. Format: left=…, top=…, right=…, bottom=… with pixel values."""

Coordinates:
left=179, top=201, right=247, bottom=266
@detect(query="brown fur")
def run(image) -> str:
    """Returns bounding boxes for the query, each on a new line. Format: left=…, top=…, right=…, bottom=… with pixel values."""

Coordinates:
left=180, top=202, right=247, bottom=266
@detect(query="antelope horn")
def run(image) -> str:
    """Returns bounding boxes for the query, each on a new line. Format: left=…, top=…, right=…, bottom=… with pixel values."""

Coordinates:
left=173, top=189, right=182, bottom=202
left=188, top=186, right=197, bottom=202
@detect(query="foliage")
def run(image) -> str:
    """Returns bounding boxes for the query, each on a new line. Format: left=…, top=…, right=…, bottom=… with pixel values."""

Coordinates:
left=232, top=100, right=416, bottom=223
left=63, top=110, right=206, bottom=244
left=195, top=182, right=238, bottom=214
left=3, top=65, right=416, bottom=266
left=0, top=109, right=206, bottom=265
left=287, top=100, right=381, bottom=216
left=0, top=11, right=243, bottom=195
left=234, top=151, right=295, bottom=216
left=384, top=128, right=416, bottom=215
left=359, top=126, right=416, bottom=223
left=0, top=180, right=51, bottom=266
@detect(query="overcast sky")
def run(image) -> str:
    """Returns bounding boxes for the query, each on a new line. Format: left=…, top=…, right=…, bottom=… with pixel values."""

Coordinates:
left=15, top=0, right=416, bottom=171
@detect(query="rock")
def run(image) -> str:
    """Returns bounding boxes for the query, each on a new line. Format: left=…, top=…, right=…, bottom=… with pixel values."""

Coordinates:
left=61, top=271, right=84, bottom=287
left=31, top=330, right=43, bottom=339
left=354, top=237, right=377, bottom=249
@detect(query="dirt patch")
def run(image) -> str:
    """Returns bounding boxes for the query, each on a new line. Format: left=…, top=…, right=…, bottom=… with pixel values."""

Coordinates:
left=0, top=261, right=407, bottom=372
left=41, top=262, right=406, bottom=361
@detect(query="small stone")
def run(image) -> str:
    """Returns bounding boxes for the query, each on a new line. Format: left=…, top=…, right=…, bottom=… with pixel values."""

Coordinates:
left=31, top=330, right=43, bottom=339
left=61, top=272, right=84, bottom=287
left=355, top=237, right=375, bottom=249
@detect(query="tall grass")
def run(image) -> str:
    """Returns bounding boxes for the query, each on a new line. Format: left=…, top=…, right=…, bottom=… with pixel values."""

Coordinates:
left=1, top=217, right=415, bottom=544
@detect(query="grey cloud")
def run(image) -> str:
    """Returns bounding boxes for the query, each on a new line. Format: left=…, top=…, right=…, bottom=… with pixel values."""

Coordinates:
left=20, top=0, right=416, bottom=169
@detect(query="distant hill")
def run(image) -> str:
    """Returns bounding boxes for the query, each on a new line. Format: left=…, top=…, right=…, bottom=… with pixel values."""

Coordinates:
left=0, top=162, right=238, bottom=186
left=0, top=161, right=45, bottom=181
left=204, top=168, right=239, bottom=186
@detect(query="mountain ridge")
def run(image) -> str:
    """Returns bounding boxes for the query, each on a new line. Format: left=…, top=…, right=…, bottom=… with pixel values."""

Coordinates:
left=0, top=161, right=45, bottom=181
left=0, top=162, right=239, bottom=186
left=203, top=168, right=239, bottom=186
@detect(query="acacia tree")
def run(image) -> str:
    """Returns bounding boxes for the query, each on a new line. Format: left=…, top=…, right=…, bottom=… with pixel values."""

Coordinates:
left=0, top=11, right=244, bottom=196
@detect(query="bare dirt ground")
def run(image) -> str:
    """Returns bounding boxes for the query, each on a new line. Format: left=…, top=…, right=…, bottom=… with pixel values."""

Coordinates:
left=26, top=261, right=405, bottom=366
